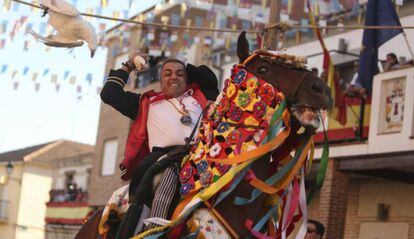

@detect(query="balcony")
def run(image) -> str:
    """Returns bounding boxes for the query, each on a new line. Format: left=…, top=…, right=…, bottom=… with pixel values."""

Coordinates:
left=0, top=199, right=8, bottom=223
left=45, top=189, right=92, bottom=225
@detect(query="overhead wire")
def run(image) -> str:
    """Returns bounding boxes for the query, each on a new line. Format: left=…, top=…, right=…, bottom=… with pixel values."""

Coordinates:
left=10, top=0, right=414, bottom=36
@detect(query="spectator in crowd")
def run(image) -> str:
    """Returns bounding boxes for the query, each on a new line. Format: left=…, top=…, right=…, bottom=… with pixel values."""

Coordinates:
left=67, top=182, right=78, bottom=201
left=311, top=67, right=319, bottom=77
left=384, top=53, right=400, bottom=71
left=344, top=60, right=366, bottom=98
left=305, top=219, right=325, bottom=239
left=320, top=70, right=328, bottom=84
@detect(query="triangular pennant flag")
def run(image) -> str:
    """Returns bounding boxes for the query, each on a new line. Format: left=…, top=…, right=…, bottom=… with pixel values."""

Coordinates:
left=64, top=71, right=70, bottom=80
left=34, top=82, right=40, bottom=92
left=0, top=39, right=5, bottom=49
left=23, top=67, right=29, bottom=75
left=11, top=70, right=18, bottom=79
left=0, top=20, right=8, bottom=34
left=43, top=69, right=49, bottom=76
left=129, top=0, right=134, bottom=9
left=181, top=2, right=187, bottom=17
left=51, top=74, right=58, bottom=83
left=70, top=76, right=76, bottom=84
left=1, top=64, right=7, bottom=74
left=13, top=81, right=19, bottom=90
left=20, top=16, right=28, bottom=25
left=86, top=73, right=93, bottom=85
left=3, top=0, right=11, bottom=12
left=32, top=72, right=38, bottom=81
left=23, top=40, right=30, bottom=51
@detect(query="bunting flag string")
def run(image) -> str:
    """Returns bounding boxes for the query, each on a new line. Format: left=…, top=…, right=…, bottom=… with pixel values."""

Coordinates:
left=6, top=0, right=414, bottom=38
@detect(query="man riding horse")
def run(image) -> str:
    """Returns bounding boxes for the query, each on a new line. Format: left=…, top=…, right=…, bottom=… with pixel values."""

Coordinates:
left=77, top=31, right=332, bottom=239
left=124, top=32, right=332, bottom=239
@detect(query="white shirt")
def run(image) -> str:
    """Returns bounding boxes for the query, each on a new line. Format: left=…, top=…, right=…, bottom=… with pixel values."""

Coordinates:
left=147, top=92, right=202, bottom=151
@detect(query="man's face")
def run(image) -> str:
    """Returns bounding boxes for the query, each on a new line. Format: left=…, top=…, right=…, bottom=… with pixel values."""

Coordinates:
left=160, top=62, right=187, bottom=97
left=305, top=224, right=321, bottom=239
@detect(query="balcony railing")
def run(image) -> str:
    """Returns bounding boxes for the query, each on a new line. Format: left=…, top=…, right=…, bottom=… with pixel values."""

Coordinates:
left=0, top=199, right=9, bottom=223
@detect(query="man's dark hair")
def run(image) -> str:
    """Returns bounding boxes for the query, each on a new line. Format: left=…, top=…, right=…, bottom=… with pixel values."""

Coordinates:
left=161, top=58, right=186, bottom=69
left=308, top=219, right=325, bottom=237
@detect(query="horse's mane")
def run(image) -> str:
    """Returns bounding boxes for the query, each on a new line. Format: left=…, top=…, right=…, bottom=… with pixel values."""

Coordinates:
left=252, top=50, right=312, bottom=73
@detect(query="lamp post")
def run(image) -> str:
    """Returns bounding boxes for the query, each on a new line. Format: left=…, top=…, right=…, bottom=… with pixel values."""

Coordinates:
left=0, top=161, right=14, bottom=185
left=6, top=161, right=13, bottom=176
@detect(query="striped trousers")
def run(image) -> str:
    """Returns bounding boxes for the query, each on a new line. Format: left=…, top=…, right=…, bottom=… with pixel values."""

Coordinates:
left=145, top=166, right=179, bottom=230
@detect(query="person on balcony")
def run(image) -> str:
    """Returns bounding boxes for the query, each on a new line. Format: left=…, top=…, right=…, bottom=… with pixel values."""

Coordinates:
left=384, top=53, right=400, bottom=72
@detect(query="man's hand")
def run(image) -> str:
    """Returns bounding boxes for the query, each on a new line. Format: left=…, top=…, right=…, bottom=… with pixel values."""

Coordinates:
left=129, top=52, right=150, bottom=72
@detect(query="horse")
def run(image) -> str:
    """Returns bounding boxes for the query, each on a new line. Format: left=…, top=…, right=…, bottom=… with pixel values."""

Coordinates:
left=133, top=31, right=332, bottom=239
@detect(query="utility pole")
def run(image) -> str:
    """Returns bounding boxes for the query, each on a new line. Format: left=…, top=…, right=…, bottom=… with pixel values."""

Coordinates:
left=264, top=0, right=281, bottom=50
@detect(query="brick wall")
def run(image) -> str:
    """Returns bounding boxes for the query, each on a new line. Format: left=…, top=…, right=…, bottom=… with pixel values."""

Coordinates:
left=344, top=182, right=360, bottom=239
left=309, top=159, right=349, bottom=239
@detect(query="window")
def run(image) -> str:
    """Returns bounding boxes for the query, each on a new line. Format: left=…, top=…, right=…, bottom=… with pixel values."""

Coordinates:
left=101, top=139, right=119, bottom=176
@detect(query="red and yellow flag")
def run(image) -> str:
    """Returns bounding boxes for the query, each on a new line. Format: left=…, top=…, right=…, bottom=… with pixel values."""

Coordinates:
left=306, top=1, right=347, bottom=125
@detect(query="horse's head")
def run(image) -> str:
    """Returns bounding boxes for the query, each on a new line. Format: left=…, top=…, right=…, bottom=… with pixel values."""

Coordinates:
left=237, top=32, right=333, bottom=132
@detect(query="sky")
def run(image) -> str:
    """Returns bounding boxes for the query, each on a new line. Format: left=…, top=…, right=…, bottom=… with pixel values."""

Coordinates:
left=0, top=0, right=159, bottom=153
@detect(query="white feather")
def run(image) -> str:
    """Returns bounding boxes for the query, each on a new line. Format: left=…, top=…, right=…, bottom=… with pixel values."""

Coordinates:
left=29, top=0, right=97, bottom=57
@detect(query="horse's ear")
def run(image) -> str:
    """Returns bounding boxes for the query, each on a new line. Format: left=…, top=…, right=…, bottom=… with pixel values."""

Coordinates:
left=237, top=31, right=249, bottom=63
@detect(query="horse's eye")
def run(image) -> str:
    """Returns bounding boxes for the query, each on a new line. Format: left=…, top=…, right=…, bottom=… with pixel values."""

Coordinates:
left=258, top=67, right=267, bottom=74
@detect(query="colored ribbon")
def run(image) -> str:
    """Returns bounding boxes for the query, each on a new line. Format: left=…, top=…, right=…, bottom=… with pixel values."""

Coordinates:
left=234, top=138, right=312, bottom=205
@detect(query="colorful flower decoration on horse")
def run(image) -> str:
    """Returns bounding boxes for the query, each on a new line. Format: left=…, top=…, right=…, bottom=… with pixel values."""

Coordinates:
left=217, top=122, right=229, bottom=133
left=217, top=97, right=230, bottom=115
left=209, top=143, right=222, bottom=158
left=258, top=82, right=276, bottom=104
left=206, top=104, right=217, bottom=121
left=200, top=170, right=213, bottom=188
left=228, top=105, right=243, bottom=122
left=244, top=115, right=260, bottom=127
left=193, top=148, right=205, bottom=161
left=237, top=92, right=252, bottom=108
left=226, top=82, right=237, bottom=100
left=216, top=163, right=231, bottom=174
left=233, top=69, right=247, bottom=85
left=179, top=164, right=194, bottom=183
left=226, top=129, right=242, bottom=145
left=196, top=160, right=209, bottom=175
left=253, top=101, right=267, bottom=119
left=180, top=182, right=194, bottom=195
left=246, top=76, right=260, bottom=93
